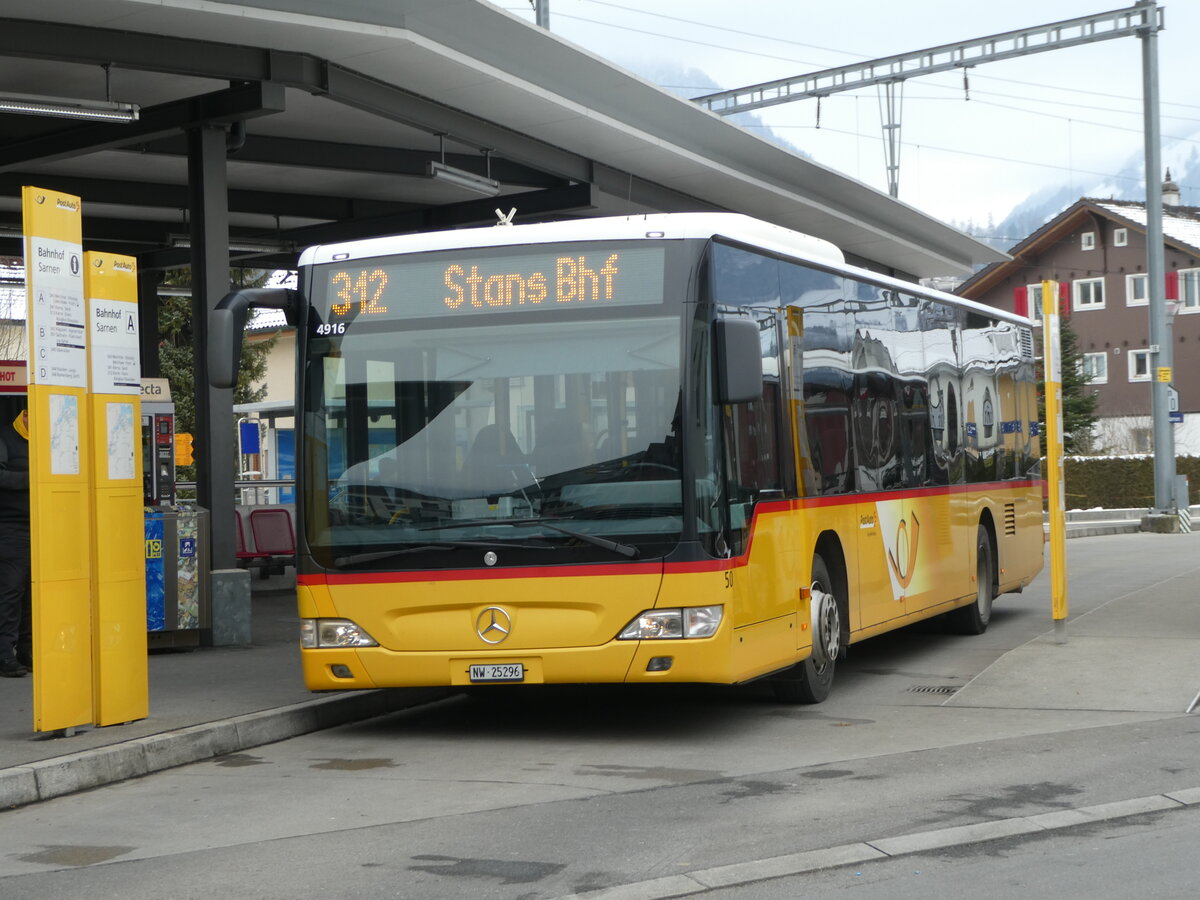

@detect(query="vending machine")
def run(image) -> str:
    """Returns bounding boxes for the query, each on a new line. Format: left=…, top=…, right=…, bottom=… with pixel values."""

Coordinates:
left=140, top=378, right=209, bottom=647
left=141, top=378, right=175, bottom=506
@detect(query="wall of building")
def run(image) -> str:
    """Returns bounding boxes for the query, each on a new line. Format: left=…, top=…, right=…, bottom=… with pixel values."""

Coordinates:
left=969, top=213, right=1200, bottom=456
left=247, top=329, right=296, bottom=406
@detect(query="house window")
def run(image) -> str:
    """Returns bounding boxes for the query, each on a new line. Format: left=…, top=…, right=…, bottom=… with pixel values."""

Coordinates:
left=1126, top=273, right=1148, bottom=307
left=1025, top=283, right=1045, bottom=318
left=1113, top=228, right=1128, bottom=247
left=1081, top=232, right=1096, bottom=251
left=1080, top=352, right=1107, bottom=384
left=1179, top=268, right=1200, bottom=312
left=1074, top=277, right=1105, bottom=310
left=1128, top=349, right=1151, bottom=382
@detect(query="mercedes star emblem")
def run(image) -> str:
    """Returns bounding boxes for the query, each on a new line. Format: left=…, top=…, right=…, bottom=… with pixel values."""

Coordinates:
left=476, top=606, right=512, bottom=644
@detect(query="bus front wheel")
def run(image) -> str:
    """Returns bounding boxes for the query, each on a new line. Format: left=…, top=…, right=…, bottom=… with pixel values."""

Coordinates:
left=772, top=555, right=839, bottom=704
left=950, top=524, right=994, bottom=635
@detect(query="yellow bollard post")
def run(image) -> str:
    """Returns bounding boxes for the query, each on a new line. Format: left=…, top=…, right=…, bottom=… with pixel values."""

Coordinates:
left=1042, top=280, right=1069, bottom=642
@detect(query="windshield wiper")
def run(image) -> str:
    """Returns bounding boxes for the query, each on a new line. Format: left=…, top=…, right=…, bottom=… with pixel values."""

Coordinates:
left=506, top=517, right=641, bottom=559
left=416, top=516, right=641, bottom=559
left=334, top=539, right=550, bottom=567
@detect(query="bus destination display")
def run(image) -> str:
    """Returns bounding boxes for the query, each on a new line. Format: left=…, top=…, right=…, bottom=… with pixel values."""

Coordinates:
left=315, top=245, right=665, bottom=327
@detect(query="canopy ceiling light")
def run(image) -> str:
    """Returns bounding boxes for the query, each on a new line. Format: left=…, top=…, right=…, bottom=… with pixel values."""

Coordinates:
left=169, top=235, right=293, bottom=254
left=425, top=134, right=501, bottom=197
left=426, top=160, right=501, bottom=197
left=0, top=92, right=139, bottom=123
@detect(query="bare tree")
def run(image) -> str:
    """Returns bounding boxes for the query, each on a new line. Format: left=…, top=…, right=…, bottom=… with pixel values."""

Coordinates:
left=0, top=257, right=27, bottom=362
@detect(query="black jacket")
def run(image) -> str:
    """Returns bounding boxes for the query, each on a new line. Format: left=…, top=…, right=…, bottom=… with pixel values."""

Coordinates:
left=0, top=418, right=30, bottom=539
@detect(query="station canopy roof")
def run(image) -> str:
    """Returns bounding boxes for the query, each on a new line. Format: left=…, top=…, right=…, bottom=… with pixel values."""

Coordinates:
left=0, top=0, right=1007, bottom=278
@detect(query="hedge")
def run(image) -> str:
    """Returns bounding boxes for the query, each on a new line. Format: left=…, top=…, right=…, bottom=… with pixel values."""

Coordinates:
left=1061, top=456, right=1200, bottom=510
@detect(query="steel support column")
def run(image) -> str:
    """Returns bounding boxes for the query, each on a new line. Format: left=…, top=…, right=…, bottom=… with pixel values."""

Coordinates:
left=1140, top=4, right=1176, bottom=518
left=188, top=125, right=236, bottom=570
left=137, top=266, right=162, bottom=378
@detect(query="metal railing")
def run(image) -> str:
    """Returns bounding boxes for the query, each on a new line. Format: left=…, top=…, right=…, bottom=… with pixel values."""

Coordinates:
left=175, top=479, right=295, bottom=506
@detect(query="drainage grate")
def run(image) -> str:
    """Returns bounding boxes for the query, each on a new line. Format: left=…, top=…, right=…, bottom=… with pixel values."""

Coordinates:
left=907, top=684, right=960, bottom=695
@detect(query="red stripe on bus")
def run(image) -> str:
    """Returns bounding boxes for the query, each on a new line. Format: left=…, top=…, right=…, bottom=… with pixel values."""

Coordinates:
left=302, top=561, right=661, bottom=586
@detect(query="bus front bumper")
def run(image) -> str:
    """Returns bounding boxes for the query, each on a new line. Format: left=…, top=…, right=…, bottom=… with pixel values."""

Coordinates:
left=300, top=637, right=738, bottom=691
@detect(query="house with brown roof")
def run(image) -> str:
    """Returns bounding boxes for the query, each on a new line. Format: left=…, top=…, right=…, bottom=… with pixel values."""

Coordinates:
left=956, top=175, right=1200, bottom=455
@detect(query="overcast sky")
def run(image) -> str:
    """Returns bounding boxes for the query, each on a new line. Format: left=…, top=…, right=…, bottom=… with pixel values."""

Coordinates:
left=492, top=1, right=1198, bottom=233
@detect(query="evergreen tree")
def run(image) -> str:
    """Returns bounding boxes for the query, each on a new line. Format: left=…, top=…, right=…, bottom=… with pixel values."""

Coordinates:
left=157, top=268, right=277, bottom=479
left=1037, top=315, right=1099, bottom=455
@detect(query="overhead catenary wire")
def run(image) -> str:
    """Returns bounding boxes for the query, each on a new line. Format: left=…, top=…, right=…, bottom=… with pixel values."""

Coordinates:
left=544, top=0, right=1200, bottom=113
left=501, top=1, right=1192, bottom=209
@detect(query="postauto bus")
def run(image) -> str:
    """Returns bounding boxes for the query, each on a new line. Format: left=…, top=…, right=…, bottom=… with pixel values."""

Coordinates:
left=210, top=213, right=1043, bottom=703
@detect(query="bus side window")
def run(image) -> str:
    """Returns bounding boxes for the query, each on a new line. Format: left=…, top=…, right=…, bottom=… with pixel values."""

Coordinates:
left=715, top=312, right=782, bottom=556
left=803, top=373, right=854, bottom=495
left=721, top=379, right=783, bottom=555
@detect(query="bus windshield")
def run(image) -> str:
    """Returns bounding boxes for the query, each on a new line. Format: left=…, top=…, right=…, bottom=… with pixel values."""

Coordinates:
left=303, top=247, right=688, bottom=569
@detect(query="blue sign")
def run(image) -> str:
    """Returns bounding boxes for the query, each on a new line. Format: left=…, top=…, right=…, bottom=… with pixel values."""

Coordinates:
left=239, top=420, right=261, bottom=455
left=1170, top=411, right=1184, bottom=424
left=145, top=515, right=166, bottom=632
left=179, top=537, right=197, bottom=558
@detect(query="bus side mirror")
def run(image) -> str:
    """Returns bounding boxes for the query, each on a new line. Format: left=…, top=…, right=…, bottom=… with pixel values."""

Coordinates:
left=714, top=317, right=763, bottom=404
left=208, top=288, right=303, bottom=389
left=208, top=305, right=246, bottom=390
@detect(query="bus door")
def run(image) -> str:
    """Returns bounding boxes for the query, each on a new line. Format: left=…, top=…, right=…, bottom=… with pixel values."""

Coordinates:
left=718, top=308, right=797, bottom=674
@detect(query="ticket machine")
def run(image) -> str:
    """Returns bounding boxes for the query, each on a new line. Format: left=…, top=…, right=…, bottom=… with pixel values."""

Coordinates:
left=141, top=378, right=175, bottom=506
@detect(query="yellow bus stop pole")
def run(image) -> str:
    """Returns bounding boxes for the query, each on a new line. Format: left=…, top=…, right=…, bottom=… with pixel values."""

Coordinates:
left=1042, top=280, right=1069, bottom=643
left=22, top=186, right=93, bottom=732
left=84, top=252, right=148, bottom=726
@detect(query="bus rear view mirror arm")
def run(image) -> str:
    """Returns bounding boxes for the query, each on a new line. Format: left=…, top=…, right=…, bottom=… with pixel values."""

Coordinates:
left=209, top=288, right=302, bottom=389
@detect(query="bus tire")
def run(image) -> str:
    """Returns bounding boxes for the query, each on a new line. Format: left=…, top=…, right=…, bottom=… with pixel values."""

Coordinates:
left=951, top=524, right=994, bottom=635
left=771, top=555, right=838, bottom=704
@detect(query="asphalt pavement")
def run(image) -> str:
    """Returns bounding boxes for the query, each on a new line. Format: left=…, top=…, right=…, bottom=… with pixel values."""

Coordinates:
left=1, top=519, right=1198, bottom=814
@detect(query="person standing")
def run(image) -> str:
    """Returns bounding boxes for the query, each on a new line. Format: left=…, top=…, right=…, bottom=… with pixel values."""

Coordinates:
left=0, top=405, right=31, bottom=677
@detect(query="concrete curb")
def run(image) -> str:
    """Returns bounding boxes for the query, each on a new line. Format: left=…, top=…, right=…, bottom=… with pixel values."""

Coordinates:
left=555, top=789, right=1200, bottom=899
left=0, top=687, right=451, bottom=811
left=1066, top=522, right=1141, bottom=538
left=1052, top=506, right=1198, bottom=539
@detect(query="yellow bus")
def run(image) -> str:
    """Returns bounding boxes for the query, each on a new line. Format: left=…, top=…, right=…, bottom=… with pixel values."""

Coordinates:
left=212, top=213, right=1043, bottom=703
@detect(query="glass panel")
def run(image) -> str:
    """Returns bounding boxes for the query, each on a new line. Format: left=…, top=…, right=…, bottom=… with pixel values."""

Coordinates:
left=1182, top=270, right=1200, bottom=308
left=305, top=315, right=683, bottom=566
left=961, top=311, right=1002, bottom=482
left=710, top=244, right=787, bottom=553
left=718, top=311, right=784, bottom=554
left=1027, top=283, right=1044, bottom=318
left=1128, top=274, right=1147, bottom=304
left=850, top=280, right=906, bottom=491
left=780, top=261, right=855, bottom=495
left=919, top=300, right=959, bottom=486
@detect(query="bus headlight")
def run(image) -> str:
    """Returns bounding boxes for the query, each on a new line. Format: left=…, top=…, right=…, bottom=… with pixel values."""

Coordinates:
left=684, top=605, right=723, bottom=638
left=617, top=606, right=723, bottom=640
left=300, top=618, right=379, bottom=648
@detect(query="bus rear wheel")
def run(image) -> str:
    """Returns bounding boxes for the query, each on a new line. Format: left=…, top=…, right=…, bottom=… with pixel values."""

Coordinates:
left=772, top=555, right=839, bottom=704
left=950, top=524, right=994, bottom=635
